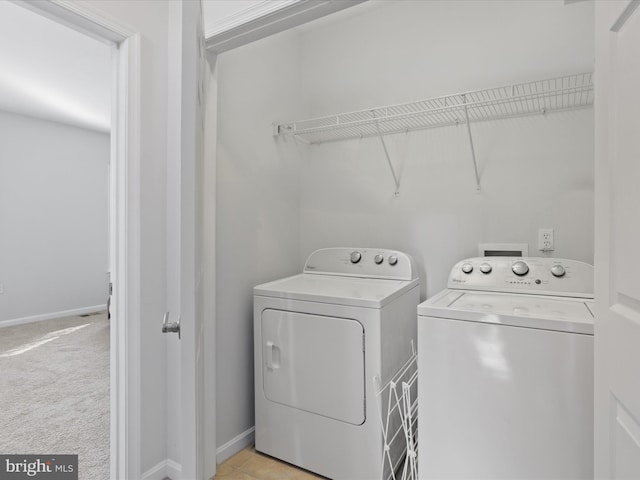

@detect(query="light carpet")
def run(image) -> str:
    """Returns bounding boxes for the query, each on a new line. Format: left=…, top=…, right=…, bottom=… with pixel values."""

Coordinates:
left=0, top=312, right=109, bottom=480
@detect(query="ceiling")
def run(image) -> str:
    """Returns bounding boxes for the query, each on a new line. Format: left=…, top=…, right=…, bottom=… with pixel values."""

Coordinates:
left=0, top=0, right=366, bottom=134
left=0, top=1, right=111, bottom=133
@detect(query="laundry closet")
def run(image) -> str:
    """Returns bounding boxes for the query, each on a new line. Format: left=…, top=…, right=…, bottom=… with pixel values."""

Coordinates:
left=214, top=0, right=594, bottom=463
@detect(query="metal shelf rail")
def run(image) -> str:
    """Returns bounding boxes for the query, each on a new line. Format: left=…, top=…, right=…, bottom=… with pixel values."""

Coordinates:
left=274, top=72, right=594, bottom=192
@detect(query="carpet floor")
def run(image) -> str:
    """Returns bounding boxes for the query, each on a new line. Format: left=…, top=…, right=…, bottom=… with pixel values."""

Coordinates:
left=0, top=312, right=110, bottom=480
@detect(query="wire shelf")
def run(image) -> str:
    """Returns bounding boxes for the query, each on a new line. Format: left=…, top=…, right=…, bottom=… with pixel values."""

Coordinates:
left=275, top=72, right=593, bottom=144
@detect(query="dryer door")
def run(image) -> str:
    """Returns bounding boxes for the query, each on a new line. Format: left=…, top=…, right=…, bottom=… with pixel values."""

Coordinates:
left=261, top=309, right=365, bottom=425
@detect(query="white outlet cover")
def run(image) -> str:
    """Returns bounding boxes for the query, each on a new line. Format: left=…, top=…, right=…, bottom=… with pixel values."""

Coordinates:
left=538, top=228, right=554, bottom=251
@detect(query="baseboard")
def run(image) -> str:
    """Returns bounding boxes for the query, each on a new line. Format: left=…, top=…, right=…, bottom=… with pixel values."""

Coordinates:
left=0, top=305, right=107, bottom=328
left=141, top=459, right=181, bottom=480
left=216, top=426, right=255, bottom=464
left=166, top=459, right=181, bottom=480
left=140, top=429, right=253, bottom=478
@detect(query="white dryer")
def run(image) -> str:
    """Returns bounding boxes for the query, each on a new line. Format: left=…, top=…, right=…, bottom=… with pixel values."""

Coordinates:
left=254, top=247, right=420, bottom=480
left=417, top=257, right=594, bottom=480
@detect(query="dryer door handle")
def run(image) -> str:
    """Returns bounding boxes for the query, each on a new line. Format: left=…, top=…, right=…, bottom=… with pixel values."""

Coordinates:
left=266, top=341, right=280, bottom=370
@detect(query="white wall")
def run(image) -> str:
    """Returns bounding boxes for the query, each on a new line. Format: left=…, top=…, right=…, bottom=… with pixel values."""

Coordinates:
left=215, top=0, right=595, bottom=452
left=215, top=28, right=303, bottom=453
left=0, top=110, right=109, bottom=324
left=298, top=0, right=595, bottom=299
left=72, top=1, right=173, bottom=475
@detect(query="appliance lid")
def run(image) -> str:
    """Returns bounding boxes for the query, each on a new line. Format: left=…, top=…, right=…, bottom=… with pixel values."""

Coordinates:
left=254, top=273, right=419, bottom=308
left=418, top=289, right=594, bottom=335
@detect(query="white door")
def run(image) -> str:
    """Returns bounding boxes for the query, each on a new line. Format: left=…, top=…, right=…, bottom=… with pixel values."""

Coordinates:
left=594, top=1, right=640, bottom=478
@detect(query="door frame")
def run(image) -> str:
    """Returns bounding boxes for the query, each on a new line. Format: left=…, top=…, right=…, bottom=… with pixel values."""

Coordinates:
left=14, top=1, right=141, bottom=478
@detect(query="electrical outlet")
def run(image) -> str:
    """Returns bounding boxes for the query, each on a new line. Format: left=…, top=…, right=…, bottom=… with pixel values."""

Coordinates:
left=538, top=228, right=554, bottom=252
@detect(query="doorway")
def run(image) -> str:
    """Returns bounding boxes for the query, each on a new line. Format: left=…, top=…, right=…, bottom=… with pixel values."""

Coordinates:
left=0, top=1, right=142, bottom=478
left=0, top=2, right=111, bottom=478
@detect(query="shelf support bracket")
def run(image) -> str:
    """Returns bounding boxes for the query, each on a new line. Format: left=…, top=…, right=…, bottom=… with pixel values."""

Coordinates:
left=462, top=95, right=481, bottom=192
left=372, top=111, right=401, bottom=196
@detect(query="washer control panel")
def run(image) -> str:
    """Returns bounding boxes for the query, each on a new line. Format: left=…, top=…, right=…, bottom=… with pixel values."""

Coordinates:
left=304, top=247, right=417, bottom=280
left=450, top=257, right=593, bottom=298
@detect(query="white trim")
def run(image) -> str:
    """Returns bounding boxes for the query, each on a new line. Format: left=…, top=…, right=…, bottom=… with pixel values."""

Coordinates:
left=0, top=305, right=108, bottom=328
left=216, top=427, right=256, bottom=464
left=141, top=459, right=182, bottom=480
left=205, top=0, right=367, bottom=54
left=611, top=0, right=640, bottom=32
left=204, top=0, right=298, bottom=38
left=140, top=461, right=166, bottom=480
left=166, top=459, right=182, bottom=480
left=12, top=0, right=129, bottom=44
left=115, top=32, right=142, bottom=480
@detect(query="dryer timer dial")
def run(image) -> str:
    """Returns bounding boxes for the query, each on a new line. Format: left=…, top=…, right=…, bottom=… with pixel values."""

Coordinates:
left=480, top=263, right=492, bottom=274
left=512, top=261, right=529, bottom=276
left=350, top=251, right=362, bottom=264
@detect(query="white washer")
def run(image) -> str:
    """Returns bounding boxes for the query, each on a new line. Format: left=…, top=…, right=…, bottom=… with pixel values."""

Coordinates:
left=417, top=257, right=594, bottom=480
left=254, top=247, right=420, bottom=480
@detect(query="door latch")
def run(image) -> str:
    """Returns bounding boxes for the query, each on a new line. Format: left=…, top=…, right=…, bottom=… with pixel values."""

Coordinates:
left=162, top=312, right=180, bottom=339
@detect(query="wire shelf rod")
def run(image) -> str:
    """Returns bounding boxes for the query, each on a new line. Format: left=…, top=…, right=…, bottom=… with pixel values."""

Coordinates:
left=292, top=102, right=593, bottom=146
left=275, top=71, right=594, bottom=191
left=281, top=84, right=591, bottom=140
left=462, top=96, right=481, bottom=191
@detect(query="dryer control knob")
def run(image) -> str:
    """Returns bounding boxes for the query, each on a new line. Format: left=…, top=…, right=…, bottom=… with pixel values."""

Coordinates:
left=551, top=264, right=566, bottom=277
left=388, top=255, right=398, bottom=266
left=350, top=251, right=362, bottom=264
left=461, top=262, right=473, bottom=274
left=374, top=254, right=384, bottom=265
left=512, top=261, right=529, bottom=276
left=480, top=262, right=492, bottom=274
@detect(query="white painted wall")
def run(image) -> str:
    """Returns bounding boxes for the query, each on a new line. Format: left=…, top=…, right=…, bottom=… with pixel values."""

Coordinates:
left=0, top=110, right=109, bottom=324
left=71, top=1, right=174, bottom=475
left=298, top=0, right=595, bottom=299
left=215, top=28, right=303, bottom=454
left=215, top=0, right=595, bottom=453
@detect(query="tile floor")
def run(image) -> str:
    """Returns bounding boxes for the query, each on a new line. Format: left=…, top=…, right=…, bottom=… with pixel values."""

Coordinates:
left=215, top=447, right=327, bottom=480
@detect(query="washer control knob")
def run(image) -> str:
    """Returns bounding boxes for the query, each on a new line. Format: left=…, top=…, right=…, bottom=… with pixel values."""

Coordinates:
left=480, top=262, right=492, bottom=274
left=461, top=262, right=473, bottom=274
left=551, top=264, right=566, bottom=277
left=512, top=261, right=529, bottom=276
left=388, top=255, right=398, bottom=266
left=374, top=254, right=384, bottom=265
left=350, top=251, right=362, bottom=264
